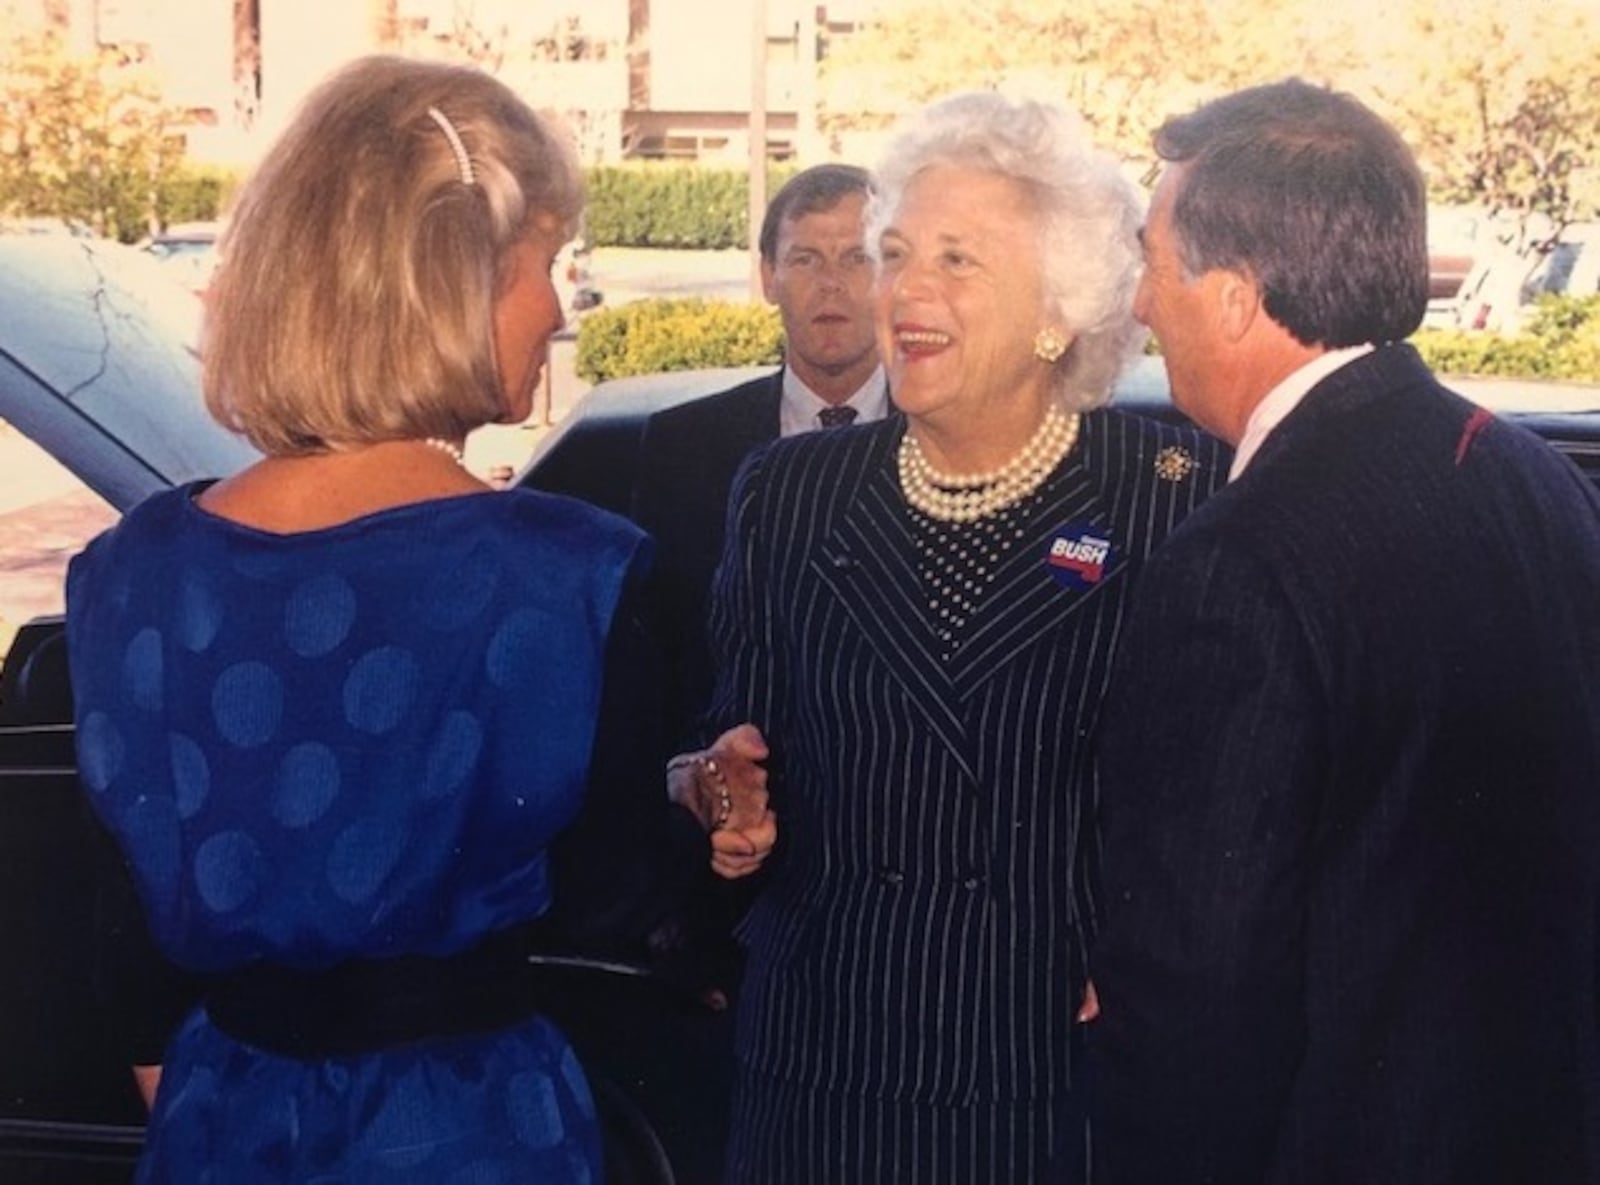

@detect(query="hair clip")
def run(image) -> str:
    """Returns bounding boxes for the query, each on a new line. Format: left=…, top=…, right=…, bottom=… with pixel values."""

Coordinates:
left=426, top=105, right=476, bottom=186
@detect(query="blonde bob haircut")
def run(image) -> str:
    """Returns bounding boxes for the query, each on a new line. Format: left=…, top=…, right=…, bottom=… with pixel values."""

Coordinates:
left=203, top=55, right=583, bottom=454
left=865, top=90, right=1147, bottom=413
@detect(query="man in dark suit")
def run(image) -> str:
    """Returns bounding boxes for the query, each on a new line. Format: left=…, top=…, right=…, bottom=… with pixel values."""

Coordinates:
left=632, top=163, right=887, bottom=737
left=1090, top=79, right=1600, bottom=1183
left=626, top=166, right=885, bottom=1181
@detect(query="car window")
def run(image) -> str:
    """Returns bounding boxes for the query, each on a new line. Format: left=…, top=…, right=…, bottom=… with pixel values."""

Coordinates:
left=0, top=426, right=117, bottom=662
left=0, top=233, right=255, bottom=667
left=1534, top=243, right=1580, bottom=298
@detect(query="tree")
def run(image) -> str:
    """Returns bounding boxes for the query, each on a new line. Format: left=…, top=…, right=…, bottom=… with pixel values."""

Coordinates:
left=1354, top=0, right=1600, bottom=233
left=815, top=0, right=1599, bottom=232
left=232, top=0, right=261, bottom=132
left=0, top=30, right=187, bottom=240
left=816, top=0, right=1354, bottom=158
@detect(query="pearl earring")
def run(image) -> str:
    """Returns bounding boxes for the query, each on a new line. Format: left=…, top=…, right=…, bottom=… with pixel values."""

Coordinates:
left=1033, top=327, right=1069, bottom=363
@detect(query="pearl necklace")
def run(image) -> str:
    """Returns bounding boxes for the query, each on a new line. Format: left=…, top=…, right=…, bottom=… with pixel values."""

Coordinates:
left=898, top=404, right=1081, bottom=523
left=423, top=437, right=466, bottom=467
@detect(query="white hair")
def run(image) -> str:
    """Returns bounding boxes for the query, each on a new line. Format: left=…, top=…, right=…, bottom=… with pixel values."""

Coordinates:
left=866, top=90, right=1148, bottom=411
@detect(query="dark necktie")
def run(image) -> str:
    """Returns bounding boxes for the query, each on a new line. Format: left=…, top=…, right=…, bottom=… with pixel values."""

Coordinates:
left=818, top=405, right=858, bottom=429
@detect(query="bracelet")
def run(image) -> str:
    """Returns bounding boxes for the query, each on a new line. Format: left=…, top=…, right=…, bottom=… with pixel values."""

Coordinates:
left=667, top=752, right=733, bottom=832
left=703, top=756, right=733, bottom=831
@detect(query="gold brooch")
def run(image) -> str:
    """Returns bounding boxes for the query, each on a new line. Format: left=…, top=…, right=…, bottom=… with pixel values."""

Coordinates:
left=1153, top=446, right=1197, bottom=482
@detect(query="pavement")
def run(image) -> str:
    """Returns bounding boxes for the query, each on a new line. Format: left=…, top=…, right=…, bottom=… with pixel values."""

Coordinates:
left=0, top=248, right=756, bottom=657
left=0, top=442, right=117, bottom=655
left=587, top=246, right=757, bottom=305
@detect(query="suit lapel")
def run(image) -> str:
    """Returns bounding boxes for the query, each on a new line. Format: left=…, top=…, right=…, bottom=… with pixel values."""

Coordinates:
left=754, top=369, right=784, bottom=442
left=797, top=412, right=1126, bottom=768
left=943, top=448, right=1127, bottom=698
left=808, top=426, right=976, bottom=778
left=797, top=411, right=1159, bottom=770
left=721, top=370, right=784, bottom=459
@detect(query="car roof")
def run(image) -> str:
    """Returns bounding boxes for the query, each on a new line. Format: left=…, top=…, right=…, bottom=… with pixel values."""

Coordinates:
left=149, top=220, right=223, bottom=243
left=515, top=356, right=1180, bottom=516
left=0, top=232, right=257, bottom=512
left=517, top=355, right=1600, bottom=515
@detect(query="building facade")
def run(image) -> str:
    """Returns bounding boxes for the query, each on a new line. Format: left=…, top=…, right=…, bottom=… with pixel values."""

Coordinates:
left=22, top=0, right=882, bottom=166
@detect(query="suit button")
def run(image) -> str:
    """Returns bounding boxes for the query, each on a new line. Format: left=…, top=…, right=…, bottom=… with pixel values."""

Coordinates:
left=878, top=867, right=904, bottom=886
left=962, top=875, right=984, bottom=891
left=829, top=551, right=857, bottom=571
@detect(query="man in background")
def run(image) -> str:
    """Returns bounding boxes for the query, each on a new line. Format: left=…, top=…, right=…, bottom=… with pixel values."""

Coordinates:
left=1091, top=78, right=1600, bottom=1183
left=633, top=163, right=886, bottom=741
left=626, top=164, right=884, bottom=1182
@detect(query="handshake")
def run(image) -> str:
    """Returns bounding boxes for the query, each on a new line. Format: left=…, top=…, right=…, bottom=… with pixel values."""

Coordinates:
left=666, top=722, right=777, bottom=878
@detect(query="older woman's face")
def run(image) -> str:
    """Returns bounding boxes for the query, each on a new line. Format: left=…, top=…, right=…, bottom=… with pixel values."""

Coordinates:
left=493, top=219, right=565, bottom=424
left=875, top=165, right=1050, bottom=428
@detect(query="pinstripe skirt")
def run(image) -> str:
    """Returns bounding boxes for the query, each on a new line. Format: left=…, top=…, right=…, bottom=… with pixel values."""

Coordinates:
left=723, top=1064, right=1091, bottom=1185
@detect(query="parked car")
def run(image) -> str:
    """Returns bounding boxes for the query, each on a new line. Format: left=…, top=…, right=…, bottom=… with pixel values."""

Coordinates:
left=0, top=216, right=96, bottom=239
left=1448, top=221, right=1600, bottom=333
left=516, top=356, right=1600, bottom=514
left=136, top=220, right=223, bottom=297
left=2, top=225, right=1600, bottom=1183
left=1525, top=222, right=1600, bottom=301
left=1425, top=205, right=1491, bottom=303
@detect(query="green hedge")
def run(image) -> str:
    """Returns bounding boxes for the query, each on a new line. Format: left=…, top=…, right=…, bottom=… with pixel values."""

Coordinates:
left=153, top=163, right=240, bottom=231
left=1414, top=295, right=1600, bottom=382
left=152, top=163, right=799, bottom=249
left=22, top=159, right=802, bottom=247
left=574, top=293, right=1600, bottom=387
left=583, top=163, right=797, bottom=249
left=575, top=298, right=783, bottom=382
left=155, top=163, right=801, bottom=249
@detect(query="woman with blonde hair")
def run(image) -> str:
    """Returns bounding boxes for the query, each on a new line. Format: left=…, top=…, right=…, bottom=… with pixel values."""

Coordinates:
left=66, top=55, right=750, bottom=1182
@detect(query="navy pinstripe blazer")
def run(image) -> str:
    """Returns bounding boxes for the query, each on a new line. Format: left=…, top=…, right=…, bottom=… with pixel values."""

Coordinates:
left=1093, top=344, right=1600, bottom=1183
left=704, top=406, right=1229, bottom=1105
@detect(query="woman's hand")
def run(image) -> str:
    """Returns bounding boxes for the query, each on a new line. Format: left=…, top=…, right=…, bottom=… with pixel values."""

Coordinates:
left=667, top=723, right=777, bottom=879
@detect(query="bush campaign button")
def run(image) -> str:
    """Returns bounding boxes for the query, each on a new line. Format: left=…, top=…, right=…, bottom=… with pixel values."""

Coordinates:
left=1046, top=525, right=1113, bottom=590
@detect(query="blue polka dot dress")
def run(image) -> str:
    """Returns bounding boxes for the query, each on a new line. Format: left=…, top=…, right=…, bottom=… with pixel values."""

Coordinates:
left=65, top=483, right=648, bottom=1184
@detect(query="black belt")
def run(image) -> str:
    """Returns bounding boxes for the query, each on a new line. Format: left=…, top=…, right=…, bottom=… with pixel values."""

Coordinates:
left=205, top=920, right=547, bottom=1059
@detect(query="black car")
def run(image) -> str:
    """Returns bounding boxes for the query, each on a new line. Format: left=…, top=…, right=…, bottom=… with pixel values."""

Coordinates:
left=3, top=228, right=1599, bottom=1183
left=516, top=355, right=1600, bottom=512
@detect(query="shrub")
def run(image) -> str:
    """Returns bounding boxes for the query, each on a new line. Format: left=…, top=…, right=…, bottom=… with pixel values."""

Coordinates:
left=154, top=164, right=241, bottom=230
left=1413, top=294, right=1600, bottom=382
left=1411, top=328, right=1556, bottom=379
left=575, top=298, right=783, bottom=382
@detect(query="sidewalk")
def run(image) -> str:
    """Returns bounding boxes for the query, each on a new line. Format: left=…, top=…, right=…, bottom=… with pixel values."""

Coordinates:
left=589, top=246, right=756, bottom=306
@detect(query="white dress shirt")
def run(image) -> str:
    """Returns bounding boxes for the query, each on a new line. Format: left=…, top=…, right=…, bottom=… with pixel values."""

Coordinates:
left=778, top=365, right=889, bottom=438
left=1228, top=344, right=1374, bottom=481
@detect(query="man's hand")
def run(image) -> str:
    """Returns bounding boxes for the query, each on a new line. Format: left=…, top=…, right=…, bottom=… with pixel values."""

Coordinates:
left=707, top=723, right=776, bottom=878
left=667, top=723, right=777, bottom=878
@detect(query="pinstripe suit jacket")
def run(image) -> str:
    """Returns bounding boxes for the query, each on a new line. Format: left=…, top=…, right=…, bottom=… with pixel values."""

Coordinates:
left=704, top=406, right=1229, bottom=1106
